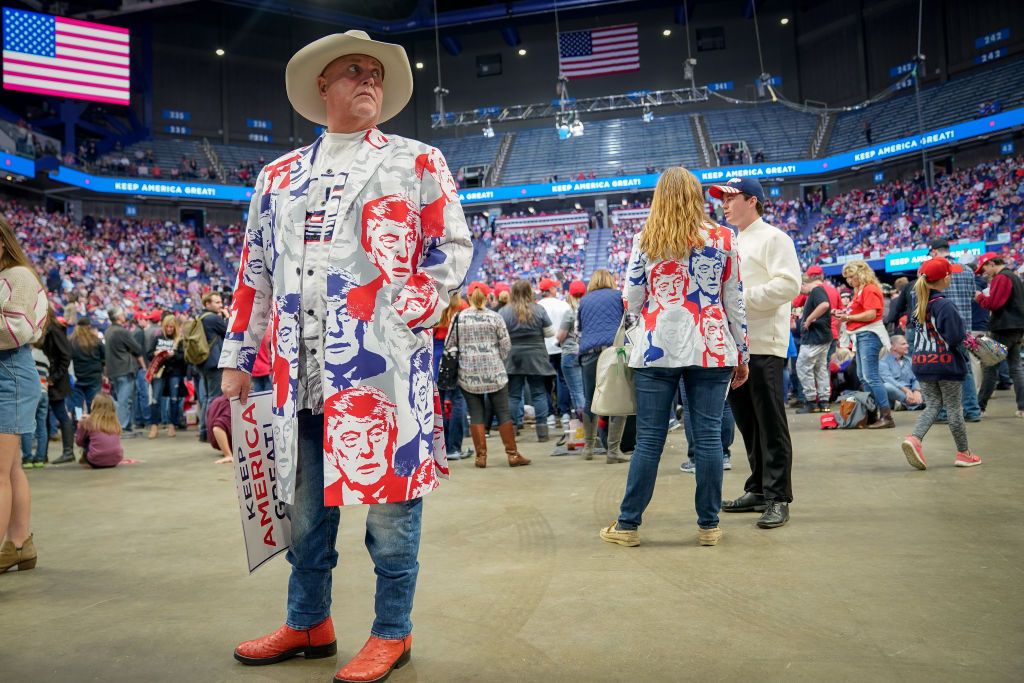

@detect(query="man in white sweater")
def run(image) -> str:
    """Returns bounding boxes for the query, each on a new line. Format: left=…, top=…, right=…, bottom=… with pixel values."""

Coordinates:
left=708, top=178, right=801, bottom=529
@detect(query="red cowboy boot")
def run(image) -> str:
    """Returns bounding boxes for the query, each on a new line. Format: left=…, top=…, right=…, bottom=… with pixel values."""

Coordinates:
left=233, top=616, right=337, bottom=665
left=334, top=634, right=412, bottom=683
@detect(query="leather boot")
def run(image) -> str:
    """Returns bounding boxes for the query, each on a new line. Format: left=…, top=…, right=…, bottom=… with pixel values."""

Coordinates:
left=234, top=616, right=337, bottom=665
left=605, top=416, right=629, bottom=463
left=536, top=423, right=549, bottom=442
left=0, top=534, right=36, bottom=572
left=867, top=407, right=895, bottom=429
left=498, top=421, right=531, bottom=467
left=334, top=634, right=412, bottom=683
left=582, top=413, right=595, bottom=460
left=470, top=424, right=487, bottom=469
left=53, top=422, right=76, bottom=464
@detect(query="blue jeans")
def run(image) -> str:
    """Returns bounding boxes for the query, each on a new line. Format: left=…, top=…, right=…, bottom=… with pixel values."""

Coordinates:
left=442, top=388, right=466, bottom=454
left=251, top=375, right=272, bottom=393
left=149, top=375, right=183, bottom=426
left=680, top=382, right=734, bottom=460
left=71, top=380, right=101, bottom=416
left=134, top=368, right=150, bottom=427
left=112, top=373, right=136, bottom=431
left=287, top=410, right=423, bottom=638
left=198, top=367, right=223, bottom=439
left=618, top=366, right=733, bottom=530
left=21, top=391, right=49, bottom=463
left=507, top=374, right=549, bottom=426
left=560, top=352, right=586, bottom=415
left=855, top=331, right=890, bottom=410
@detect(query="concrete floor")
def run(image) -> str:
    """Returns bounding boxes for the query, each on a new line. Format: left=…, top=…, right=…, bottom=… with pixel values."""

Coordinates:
left=2, top=394, right=1024, bottom=683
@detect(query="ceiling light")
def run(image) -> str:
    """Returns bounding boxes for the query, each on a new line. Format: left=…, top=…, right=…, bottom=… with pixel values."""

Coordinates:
left=780, top=18, right=790, bottom=25
left=662, top=29, right=671, bottom=37
left=215, top=48, right=225, bottom=56
left=415, top=61, right=424, bottom=69
left=518, top=48, right=527, bottom=56
left=574, top=202, right=582, bottom=210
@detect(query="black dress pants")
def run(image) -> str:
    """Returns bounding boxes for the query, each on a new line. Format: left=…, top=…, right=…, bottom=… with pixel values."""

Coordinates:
left=727, top=354, right=793, bottom=503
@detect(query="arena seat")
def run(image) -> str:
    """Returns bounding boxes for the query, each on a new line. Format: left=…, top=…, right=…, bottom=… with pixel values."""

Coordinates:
left=827, top=58, right=1024, bottom=154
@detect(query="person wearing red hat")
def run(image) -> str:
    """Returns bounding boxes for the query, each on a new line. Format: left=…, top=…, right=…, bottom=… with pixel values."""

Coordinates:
left=537, top=278, right=572, bottom=434
left=557, top=280, right=588, bottom=423
left=975, top=253, right=1024, bottom=417
left=901, top=258, right=982, bottom=469
left=448, top=281, right=530, bottom=468
left=794, top=267, right=832, bottom=413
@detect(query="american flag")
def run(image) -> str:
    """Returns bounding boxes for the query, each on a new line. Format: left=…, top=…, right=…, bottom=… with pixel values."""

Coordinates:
left=558, top=24, right=639, bottom=79
left=3, top=7, right=130, bottom=106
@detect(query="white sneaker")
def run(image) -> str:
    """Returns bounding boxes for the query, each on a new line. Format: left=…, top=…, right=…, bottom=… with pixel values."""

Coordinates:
left=446, top=450, right=464, bottom=460
left=547, top=415, right=556, bottom=429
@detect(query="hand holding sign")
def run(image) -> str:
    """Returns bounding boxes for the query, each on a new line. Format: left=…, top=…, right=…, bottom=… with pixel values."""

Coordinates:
left=230, top=391, right=291, bottom=573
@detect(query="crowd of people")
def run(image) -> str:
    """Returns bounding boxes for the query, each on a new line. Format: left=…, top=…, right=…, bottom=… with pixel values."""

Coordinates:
left=2, top=197, right=231, bottom=318
left=479, top=220, right=588, bottom=285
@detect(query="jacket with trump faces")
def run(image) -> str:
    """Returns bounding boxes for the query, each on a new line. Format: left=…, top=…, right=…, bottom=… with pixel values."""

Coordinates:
left=219, top=129, right=473, bottom=507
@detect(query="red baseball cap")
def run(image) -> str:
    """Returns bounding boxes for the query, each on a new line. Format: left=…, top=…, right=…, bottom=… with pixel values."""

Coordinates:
left=805, top=265, right=824, bottom=278
left=569, top=280, right=586, bottom=297
left=918, top=257, right=963, bottom=283
left=975, top=252, right=1000, bottom=274
left=537, top=277, right=559, bottom=292
left=467, top=281, right=491, bottom=297
left=493, top=281, right=510, bottom=295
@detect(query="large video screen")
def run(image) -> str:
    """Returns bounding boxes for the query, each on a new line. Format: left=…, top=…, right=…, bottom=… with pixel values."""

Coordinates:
left=2, top=7, right=129, bottom=106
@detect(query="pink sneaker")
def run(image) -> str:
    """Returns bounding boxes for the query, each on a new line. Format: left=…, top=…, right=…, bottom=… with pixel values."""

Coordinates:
left=901, top=435, right=927, bottom=470
left=955, top=451, right=982, bottom=467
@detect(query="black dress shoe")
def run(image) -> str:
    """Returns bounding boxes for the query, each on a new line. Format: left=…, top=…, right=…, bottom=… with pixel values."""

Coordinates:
left=723, top=491, right=767, bottom=513
left=757, top=501, right=790, bottom=528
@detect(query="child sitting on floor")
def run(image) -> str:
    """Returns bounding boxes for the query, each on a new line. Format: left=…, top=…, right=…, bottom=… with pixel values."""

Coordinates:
left=75, top=394, right=124, bottom=468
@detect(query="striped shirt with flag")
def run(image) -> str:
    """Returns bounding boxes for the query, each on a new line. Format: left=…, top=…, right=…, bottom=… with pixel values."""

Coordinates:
left=2, top=7, right=130, bottom=106
left=558, top=23, right=639, bottom=79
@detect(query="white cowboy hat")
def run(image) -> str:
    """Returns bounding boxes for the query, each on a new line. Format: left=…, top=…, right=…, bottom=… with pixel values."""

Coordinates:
left=285, top=30, right=413, bottom=127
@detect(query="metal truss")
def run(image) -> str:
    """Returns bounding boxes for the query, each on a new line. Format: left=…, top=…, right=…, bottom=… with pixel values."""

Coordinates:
left=431, top=86, right=710, bottom=128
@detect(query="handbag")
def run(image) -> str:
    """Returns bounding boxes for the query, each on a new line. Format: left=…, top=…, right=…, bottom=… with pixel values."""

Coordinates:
left=962, top=334, right=1007, bottom=367
left=590, top=317, right=637, bottom=416
left=437, top=313, right=460, bottom=391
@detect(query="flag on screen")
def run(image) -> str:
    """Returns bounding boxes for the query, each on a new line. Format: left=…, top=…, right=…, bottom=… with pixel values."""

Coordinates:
left=558, top=24, right=639, bottom=79
left=2, top=7, right=130, bottom=106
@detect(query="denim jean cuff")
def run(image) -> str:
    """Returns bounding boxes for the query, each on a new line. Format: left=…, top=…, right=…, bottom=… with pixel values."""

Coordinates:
left=370, top=629, right=412, bottom=641
left=286, top=611, right=330, bottom=631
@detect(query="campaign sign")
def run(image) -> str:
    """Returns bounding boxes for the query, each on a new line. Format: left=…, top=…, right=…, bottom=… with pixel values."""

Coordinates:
left=231, top=391, right=291, bottom=573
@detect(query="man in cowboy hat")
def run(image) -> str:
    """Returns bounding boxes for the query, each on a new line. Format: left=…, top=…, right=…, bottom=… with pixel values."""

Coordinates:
left=219, top=30, right=472, bottom=682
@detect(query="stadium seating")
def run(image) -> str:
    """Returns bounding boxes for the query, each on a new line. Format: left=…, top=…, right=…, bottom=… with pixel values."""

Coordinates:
left=498, top=114, right=703, bottom=185
left=704, top=104, right=818, bottom=162
left=430, top=134, right=502, bottom=174
left=827, top=58, right=1024, bottom=154
left=85, top=138, right=210, bottom=179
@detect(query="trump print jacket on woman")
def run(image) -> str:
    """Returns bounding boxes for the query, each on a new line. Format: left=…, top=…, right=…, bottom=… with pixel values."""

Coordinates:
left=219, top=129, right=472, bottom=507
left=625, top=224, right=749, bottom=369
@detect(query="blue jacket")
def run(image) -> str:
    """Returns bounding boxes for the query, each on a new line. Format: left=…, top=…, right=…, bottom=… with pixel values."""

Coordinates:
left=578, top=288, right=624, bottom=354
left=911, top=292, right=968, bottom=382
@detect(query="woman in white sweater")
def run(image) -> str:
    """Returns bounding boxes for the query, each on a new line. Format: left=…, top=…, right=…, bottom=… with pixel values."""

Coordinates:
left=0, top=214, right=48, bottom=573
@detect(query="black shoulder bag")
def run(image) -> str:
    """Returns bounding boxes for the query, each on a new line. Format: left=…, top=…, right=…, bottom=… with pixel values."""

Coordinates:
left=437, top=313, right=461, bottom=391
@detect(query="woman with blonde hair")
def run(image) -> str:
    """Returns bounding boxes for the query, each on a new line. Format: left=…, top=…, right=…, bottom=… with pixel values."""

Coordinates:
left=450, top=282, right=529, bottom=467
left=146, top=313, right=186, bottom=438
left=576, top=268, right=628, bottom=462
left=838, top=260, right=893, bottom=428
left=599, top=167, right=749, bottom=549
left=499, top=280, right=556, bottom=441
left=0, top=214, right=48, bottom=573
left=75, top=393, right=124, bottom=468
